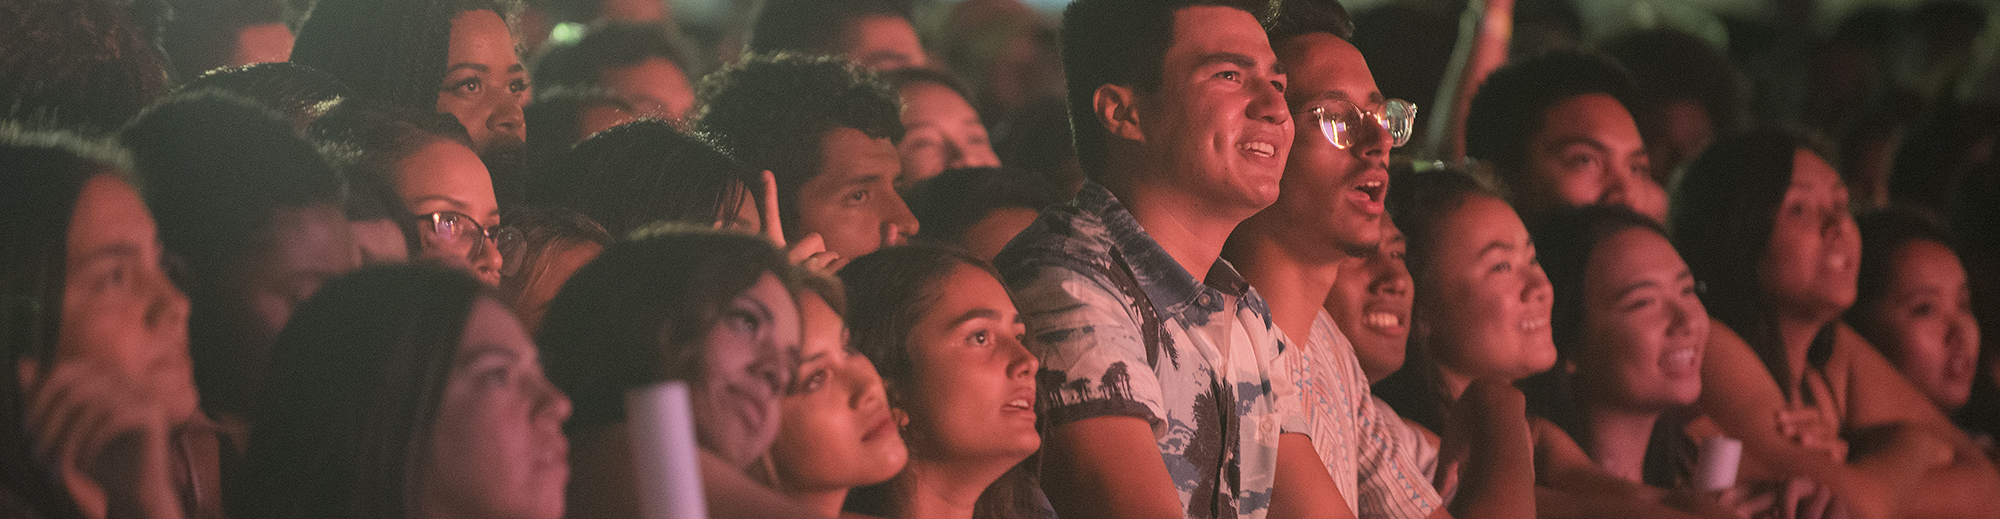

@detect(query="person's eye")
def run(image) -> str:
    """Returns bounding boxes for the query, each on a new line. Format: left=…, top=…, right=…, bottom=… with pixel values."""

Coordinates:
left=510, top=78, right=530, bottom=95
left=1389, top=250, right=1406, bottom=261
left=846, top=189, right=870, bottom=205
left=793, top=369, right=830, bottom=394
left=1270, top=79, right=1286, bottom=94
left=480, top=367, right=513, bottom=388
left=95, top=266, right=129, bottom=291
left=968, top=329, right=991, bottom=347
left=1910, top=302, right=1936, bottom=317
left=1785, top=202, right=1808, bottom=217
left=1489, top=261, right=1512, bottom=274
left=1623, top=297, right=1656, bottom=312
left=1215, top=70, right=1242, bottom=82
left=723, top=310, right=763, bottom=334
left=1562, top=153, right=1598, bottom=171
left=448, top=77, right=479, bottom=95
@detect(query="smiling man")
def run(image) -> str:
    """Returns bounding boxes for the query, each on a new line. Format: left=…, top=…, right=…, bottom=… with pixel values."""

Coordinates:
left=990, top=0, right=1349, bottom=517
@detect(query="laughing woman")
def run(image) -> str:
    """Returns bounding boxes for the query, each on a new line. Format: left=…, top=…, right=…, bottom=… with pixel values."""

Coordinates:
left=838, top=246, right=1043, bottom=519
left=1672, top=129, right=2000, bottom=519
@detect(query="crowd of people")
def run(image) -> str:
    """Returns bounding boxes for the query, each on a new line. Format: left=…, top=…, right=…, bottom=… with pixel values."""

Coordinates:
left=3, top=0, right=1999, bottom=517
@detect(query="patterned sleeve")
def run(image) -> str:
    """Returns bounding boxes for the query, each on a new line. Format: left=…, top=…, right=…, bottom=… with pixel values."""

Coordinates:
left=1004, top=262, right=1167, bottom=435
left=1356, top=395, right=1445, bottom=518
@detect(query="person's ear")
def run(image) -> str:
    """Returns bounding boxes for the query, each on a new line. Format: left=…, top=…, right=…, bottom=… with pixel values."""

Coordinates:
left=1094, top=83, right=1145, bottom=144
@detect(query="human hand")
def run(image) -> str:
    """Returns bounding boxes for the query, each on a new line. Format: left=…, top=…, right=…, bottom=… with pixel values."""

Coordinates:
left=19, top=360, right=185, bottom=519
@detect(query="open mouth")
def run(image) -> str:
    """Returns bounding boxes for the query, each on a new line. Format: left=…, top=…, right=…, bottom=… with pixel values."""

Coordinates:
left=1660, top=347, right=1700, bottom=376
left=1363, top=311, right=1404, bottom=331
left=1518, top=317, right=1549, bottom=333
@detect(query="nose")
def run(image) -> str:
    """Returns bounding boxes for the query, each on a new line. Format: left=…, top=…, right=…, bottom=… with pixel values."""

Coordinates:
left=147, top=264, right=191, bottom=333
left=1664, top=297, right=1694, bottom=338
left=881, top=191, right=920, bottom=247
left=1003, top=333, right=1038, bottom=380
left=472, top=236, right=504, bottom=285
left=1369, top=263, right=1410, bottom=299
left=1352, top=116, right=1393, bottom=161
left=847, top=359, right=890, bottom=410
left=536, top=373, right=574, bottom=425
left=1522, top=263, right=1552, bottom=305
left=1249, top=78, right=1289, bottom=127
left=489, top=92, right=526, bottom=144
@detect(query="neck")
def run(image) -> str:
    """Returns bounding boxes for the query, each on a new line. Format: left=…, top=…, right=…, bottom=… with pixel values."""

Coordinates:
left=1439, top=369, right=1474, bottom=403
left=891, top=457, right=1011, bottom=519
left=1226, top=224, right=1343, bottom=344
left=1774, top=312, right=1830, bottom=391
left=1581, top=404, right=1661, bottom=484
left=1102, top=174, right=1259, bottom=285
left=789, top=487, right=850, bottom=518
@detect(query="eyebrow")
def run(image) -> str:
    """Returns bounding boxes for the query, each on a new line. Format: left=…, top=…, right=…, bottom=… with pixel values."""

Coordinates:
left=76, top=243, right=142, bottom=266
left=1543, top=136, right=1609, bottom=154
left=1476, top=241, right=1514, bottom=258
left=446, top=63, right=489, bottom=74
left=454, top=345, right=522, bottom=369
left=1195, top=52, right=1265, bottom=74
left=1613, top=271, right=1693, bottom=300
left=846, top=174, right=887, bottom=187
left=1303, top=90, right=1386, bottom=108
left=410, top=196, right=471, bottom=211
left=948, top=308, right=1004, bottom=328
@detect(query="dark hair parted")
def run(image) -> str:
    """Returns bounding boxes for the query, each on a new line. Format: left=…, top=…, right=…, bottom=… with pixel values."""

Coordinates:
left=538, top=118, right=758, bottom=237
left=1520, top=205, right=1695, bottom=488
left=236, top=265, right=488, bottom=519
left=1374, top=163, right=1503, bottom=430
left=0, top=0, right=171, bottom=136
left=174, top=62, right=352, bottom=131
left=1266, top=0, right=1353, bottom=44
left=1846, top=206, right=1958, bottom=343
left=290, top=0, right=514, bottom=112
left=1464, top=50, right=1637, bottom=179
left=1668, top=128, right=1835, bottom=396
left=692, top=53, right=903, bottom=231
left=1059, top=0, right=1276, bottom=178
left=536, top=227, right=796, bottom=432
left=746, top=0, right=912, bottom=57
left=835, top=244, right=1040, bottom=519
left=905, top=167, right=1063, bottom=246
left=0, top=127, right=131, bottom=519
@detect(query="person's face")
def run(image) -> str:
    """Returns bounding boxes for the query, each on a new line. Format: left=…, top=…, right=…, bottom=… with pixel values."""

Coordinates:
left=901, top=265, right=1040, bottom=463
left=1520, top=94, right=1662, bottom=220
left=1418, top=196, right=1556, bottom=386
left=349, top=218, right=410, bottom=265
left=1576, top=228, right=1708, bottom=412
left=229, top=22, right=294, bottom=66
left=839, top=15, right=929, bottom=71
left=600, top=57, right=694, bottom=120
left=392, top=139, right=504, bottom=285
left=509, top=240, right=602, bottom=333
left=695, top=273, right=801, bottom=468
left=232, top=203, right=358, bottom=376
left=1325, top=216, right=1411, bottom=385
left=797, top=127, right=919, bottom=260
left=421, top=299, right=572, bottom=519
left=895, top=82, right=1000, bottom=187
left=1138, top=6, right=1291, bottom=213
left=1640, top=98, right=1712, bottom=187
left=54, top=175, right=196, bottom=420
left=1272, top=33, right=1390, bottom=256
left=766, top=293, right=907, bottom=491
left=1758, top=149, right=1860, bottom=323
left=1860, top=239, right=1979, bottom=411
left=958, top=207, right=1040, bottom=263
left=438, top=9, right=529, bottom=155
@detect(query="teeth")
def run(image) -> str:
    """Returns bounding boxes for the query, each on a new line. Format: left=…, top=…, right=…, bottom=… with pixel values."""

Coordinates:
left=1365, top=312, right=1401, bottom=329
left=1241, top=141, right=1275, bottom=157
left=1005, top=399, right=1031, bottom=410
left=1519, top=318, right=1548, bottom=332
left=1664, top=348, right=1696, bottom=369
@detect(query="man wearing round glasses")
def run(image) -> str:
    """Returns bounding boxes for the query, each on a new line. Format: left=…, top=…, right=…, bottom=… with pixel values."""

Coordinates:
left=1226, top=2, right=1528, bottom=517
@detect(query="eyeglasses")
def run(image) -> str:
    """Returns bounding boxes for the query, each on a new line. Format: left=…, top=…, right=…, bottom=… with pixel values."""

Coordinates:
left=412, top=211, right=525, bottom=276
left=1303, top=99, right=1417, bottom=150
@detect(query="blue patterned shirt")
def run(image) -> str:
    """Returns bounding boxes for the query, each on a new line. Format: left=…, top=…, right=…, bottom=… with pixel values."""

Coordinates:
left=995, top=183, right=1304, bottom=519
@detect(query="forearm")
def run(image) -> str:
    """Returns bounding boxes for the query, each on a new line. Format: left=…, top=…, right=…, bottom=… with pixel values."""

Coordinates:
left=1423, top=0, right=1514, bottom=163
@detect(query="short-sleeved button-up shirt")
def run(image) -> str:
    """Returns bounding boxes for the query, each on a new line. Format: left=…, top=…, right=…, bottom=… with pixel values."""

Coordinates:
left=994, top=183, right=1303, bottom=519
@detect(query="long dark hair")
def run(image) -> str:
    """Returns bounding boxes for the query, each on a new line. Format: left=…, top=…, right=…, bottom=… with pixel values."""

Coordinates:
left=1669, top=128, right=1837, bottom=398
left=291, top=0, right=514, bottom=113
left=235, top=265, right=489, bottom=519
left=838, top=245, right=1043, bottom=519
left=1521, top=205, right=1696, bottom=488
left=539, top=119, right=758, bottom=237
left=0, top=128, right=129, bottom=519
left=1374, top=165, right=1504, bottom=430
left=535, top=226, right=795, bottom=433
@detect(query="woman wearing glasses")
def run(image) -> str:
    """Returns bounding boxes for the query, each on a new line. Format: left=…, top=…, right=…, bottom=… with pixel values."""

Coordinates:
left=313, top=102, right=520, bottom=285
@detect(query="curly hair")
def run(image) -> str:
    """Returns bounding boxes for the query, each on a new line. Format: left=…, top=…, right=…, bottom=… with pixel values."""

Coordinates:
left=0, top=0, right=170, bottom=136
left=691, top=53, right=902, bottom=231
